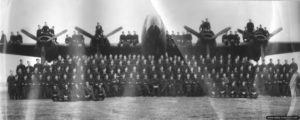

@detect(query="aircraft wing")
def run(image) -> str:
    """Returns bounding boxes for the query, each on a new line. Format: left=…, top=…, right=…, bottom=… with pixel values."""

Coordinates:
left=0, top=44, right=40, bottom=57
left=265, top=42, right=300, bottom=56
left=0, top=43, right=69, bottom=60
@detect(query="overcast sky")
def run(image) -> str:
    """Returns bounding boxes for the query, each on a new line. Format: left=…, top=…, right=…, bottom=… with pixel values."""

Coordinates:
left=1, top=0, right=300, bottom=44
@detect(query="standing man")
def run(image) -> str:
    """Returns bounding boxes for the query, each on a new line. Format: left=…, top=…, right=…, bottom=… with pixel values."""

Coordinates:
left=246, top=19, right=254, bottom=33
left=7, top=70, right=15, bottom=99
left=132, top=31, right=139, bottom=46
left=1, top=31, right=7, bottom=44
left=16, top=59, right=26, bottom=75
left=36, top=25, right=42, bottom=37
left=16, top=32, right=23, bottom=45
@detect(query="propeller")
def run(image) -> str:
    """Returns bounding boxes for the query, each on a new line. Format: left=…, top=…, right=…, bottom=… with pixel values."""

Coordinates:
left=211, top=27, right=231, bottom=39
left=237, top=29, right=245, bottom=34
left=269, top=27, right=283, bottom=38
left=184, top=26, right=200, bottom=37
left=75, top=27, right=94, bottom=39
left=47, top=29, right=68, bottom=42
left=104, top=27, right=123, bottom=38
left=20, top=29, right=39, bottom=41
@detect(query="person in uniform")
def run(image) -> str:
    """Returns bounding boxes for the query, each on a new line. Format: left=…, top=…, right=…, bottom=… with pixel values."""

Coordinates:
left=282, top=59, right=290, bottom=74
left=7, top=71, right=15, bottom=99
left=8, top=32, right=16, bottom=45
left=16, top=59, right=26, bottom=75
left=203, top=18, right=211, bottom=31
left=239, top=81, right=249, bottom=98
left=233, top=31, right=240, bottom=46
left=111, top=73, right=120, bottom=97
left=126, top=31, right=132, bottom=46
left=71, top=84, right=84, bottom=101
left=94, top=83, right=106, bottom=101
left=42, top=22, right=49, bottom=33
left=160, top=74, right=168, bottom=96
left=34, top=59, right=43, bottom=72
left=15, top=32, right=23, bottom=44
left=95, top=22, right=103, bottom=35
left=290, top=58, right=298, bottom=73
left=51, top=85, right=60, bottom=101
left=246, top=19, right=254, bottom=32
left=83, top=82, right=95, bottom=101
left=65, top=34, right=72, bottom=45
left=0, top=31, right=7, bottom=44
left=36, top=25, right=42, bottom=37
left=151, top=74, right=160, bottom=96
left=222, top=32, right=229, bottom=46
left=119, top=31, right=126, bottom=47
left=132, top=31, right=139, bottom=46
left=60, top=84, right=71, bottom=101
left=141, top=74, right=150, bottom=96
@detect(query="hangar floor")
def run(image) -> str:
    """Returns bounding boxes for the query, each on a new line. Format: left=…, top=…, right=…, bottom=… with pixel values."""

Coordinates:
left=1, top=94, right=299, bottom=120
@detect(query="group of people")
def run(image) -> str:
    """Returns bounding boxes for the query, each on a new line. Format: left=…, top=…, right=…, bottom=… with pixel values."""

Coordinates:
left=242, top=19, right=270, bottom=43
left=5, top=31, right=23, bottom=45
left=118, top=31, right=139, bottom=47
left=65, top=31, right=85, bottom=47
left=222, top=31, right=241, bottom=46
left=7, top=52, right=299, bottom=101
left=166, top=31, right=192, bottom=47
left=36, top=22, right=56, bottom=38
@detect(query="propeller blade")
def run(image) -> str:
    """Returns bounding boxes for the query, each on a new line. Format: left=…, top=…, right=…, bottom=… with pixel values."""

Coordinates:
left=47, top=29, right=68, bottom=42
left=269, top=27, right=283, bottom=38
left=237, top=29, right=244, bottom=34
left=75, top=26, right=94, bottom=39
left=212, top=27, right=231, bottom=39
left=20, top=29, right=39, bottom=41
left=104, top=26, right=123, bottom=38
left=184, top=26, right=200, bottom=37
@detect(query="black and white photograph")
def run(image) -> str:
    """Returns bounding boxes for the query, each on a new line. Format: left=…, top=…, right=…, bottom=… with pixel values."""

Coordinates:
left=0, top=0, right=300, bottom=119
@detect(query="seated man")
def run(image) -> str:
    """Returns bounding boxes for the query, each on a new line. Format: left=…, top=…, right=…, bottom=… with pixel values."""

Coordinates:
left=210, top=83, right=218, bottom=97
left=71, top=84, right=84, bottom=101
left=219, top=81, right=227, bottom=98
left=94, top=83, right=106, bottom=101
left=239, top=81, right=249, bottom=98
left=60, top=84, right=71, bottom=101
left=52, top=85, right=60, bottom=101
left=83, top=82, right=94, bottom=100
left=248, top=83, right=258, bottom=98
